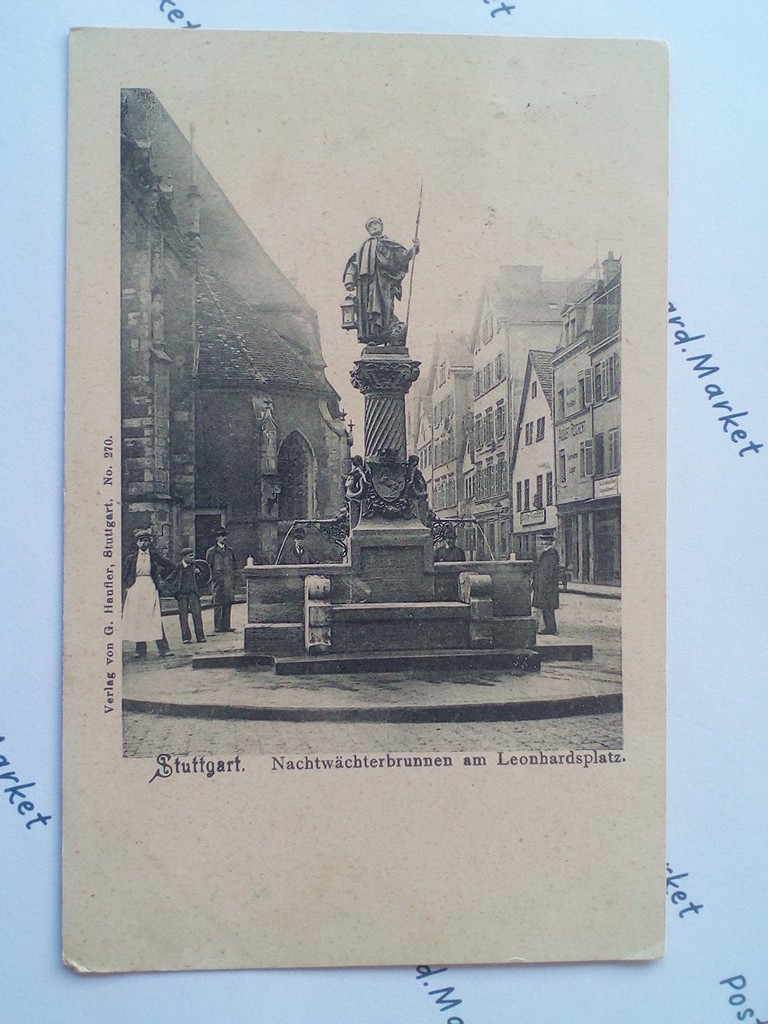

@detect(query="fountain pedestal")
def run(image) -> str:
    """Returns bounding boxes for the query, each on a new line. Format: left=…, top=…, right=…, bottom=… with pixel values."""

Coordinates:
left=237, top=340, right=541, bottom=672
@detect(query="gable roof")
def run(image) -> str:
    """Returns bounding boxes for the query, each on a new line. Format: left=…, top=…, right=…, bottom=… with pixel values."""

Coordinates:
left=528, top=349, right=554, bottom=407
left=510, top=349, right=555, bottom=470
left=469, top=266, right=567, bottom=349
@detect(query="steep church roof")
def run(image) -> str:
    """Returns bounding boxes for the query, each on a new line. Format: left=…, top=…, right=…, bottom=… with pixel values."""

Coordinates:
left=196, top=267, right=333, bottom=394
left=121, top=88, right=328, bottom=373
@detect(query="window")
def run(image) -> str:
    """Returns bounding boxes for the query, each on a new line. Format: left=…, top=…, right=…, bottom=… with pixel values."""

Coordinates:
left=607, top=352, right=620, bottom=397
left=482, top=363, right=492, bottom=394
left=578, top=369, right=594, bottom=409
left=607, top=427, right=621, bottom=472
left=495, top=353, right=505, bottom=382
left=557, top=388, right=565, bottom=420
left=516, top=481, right=522, bottom=512
left=482, top=312, right=494, bottom=344
left=495, top=400, right=506, bottom=439
left=474, top=371, right=481, bottom=398
left=594, top=433, right=605, bottom=476
left=524, top=479, right=530, bottom=510
left=524, top=421, right=533, bottom=446
left=426, top=443, right=432, bottom=466
left=484, top=407, right=494, bottom=446
left=532, top=380, right=538, bottom=399
left=534, top=474, right=543, bottom=509
left=497, top=456, right=507, bottom=495
left=475, top=414, right=483, bottom=447
left=594, top=361, right=605, bottom=404
left=558, top=449, right=566, bottom=484
left=465, top=473, right=475, bottom=500
left=536, top=416, right=545, bottom=441
left=579, top=439, right=594, bottom=478
left=546, top=471, right=553, bottom=506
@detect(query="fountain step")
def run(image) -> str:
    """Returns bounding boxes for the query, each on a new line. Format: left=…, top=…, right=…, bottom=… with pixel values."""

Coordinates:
left=271, top=647, right=541, bottom=675
left=243, top=622, right=303, bottom=655
left=330, top=601, right=470, bottom=653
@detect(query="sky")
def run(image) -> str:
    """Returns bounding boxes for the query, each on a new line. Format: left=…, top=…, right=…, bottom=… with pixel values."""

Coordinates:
left=149, top=32, right=667, bottom=430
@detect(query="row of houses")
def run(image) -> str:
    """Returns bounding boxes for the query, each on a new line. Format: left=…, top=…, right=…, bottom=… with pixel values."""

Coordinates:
left=407, top=258, right=622, bottom=586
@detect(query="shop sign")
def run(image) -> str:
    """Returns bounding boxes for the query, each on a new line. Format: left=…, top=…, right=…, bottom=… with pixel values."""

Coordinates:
left=557, top=418, right=587, bottom=441
left=594, top=475, right=620, bottom=498
left=521, top=508, right=546, bottom=526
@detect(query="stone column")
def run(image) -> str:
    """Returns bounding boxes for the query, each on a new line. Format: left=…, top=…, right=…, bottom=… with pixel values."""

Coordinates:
left=348, top=345, right=435, bottom=603
left=350, top=347, right=420, bottom=463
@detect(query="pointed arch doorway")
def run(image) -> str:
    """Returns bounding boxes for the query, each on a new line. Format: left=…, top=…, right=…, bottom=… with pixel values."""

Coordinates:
left=277, top=431, right=317, bottom=522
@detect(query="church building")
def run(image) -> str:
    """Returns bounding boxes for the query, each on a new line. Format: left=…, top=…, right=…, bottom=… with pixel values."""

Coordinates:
left=120, top=89, right=350, bottom=564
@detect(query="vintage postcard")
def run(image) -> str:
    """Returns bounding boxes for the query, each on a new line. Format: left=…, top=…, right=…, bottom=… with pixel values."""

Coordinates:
left=63, top=29, right=667, bottom=971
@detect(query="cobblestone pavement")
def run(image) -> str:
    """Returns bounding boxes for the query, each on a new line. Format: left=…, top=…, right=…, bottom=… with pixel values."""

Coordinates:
left=124, top=709, right=623, bottom=758
left=123, top=591, right=622, bottom=757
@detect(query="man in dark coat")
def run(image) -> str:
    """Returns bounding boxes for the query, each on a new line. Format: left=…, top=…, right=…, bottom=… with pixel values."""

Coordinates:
left=205, top=527, right=238, bottom=633
left=166, top=547, right=207, bottom=644
left=533, top=532, right=560, bottom=635
left=280, top=526, right=319, bottom=565
left=121, top=528, right=175, bottom=658
left=434, top=526, right=466, bottom=563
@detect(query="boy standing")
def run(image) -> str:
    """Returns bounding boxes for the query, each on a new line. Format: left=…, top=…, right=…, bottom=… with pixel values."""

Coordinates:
left=168, top=547, right=207, bottom=644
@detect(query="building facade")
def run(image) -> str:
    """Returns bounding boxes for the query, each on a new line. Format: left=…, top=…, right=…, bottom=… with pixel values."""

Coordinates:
left=467, top=266, right=565, bottom=559
left=429, top=334, right=473, bottom=525
left=120, top=89, right=349, bottom=565
left=510, top=351, right=557, bottom=559
left=552, top=255, right=621, bottom=585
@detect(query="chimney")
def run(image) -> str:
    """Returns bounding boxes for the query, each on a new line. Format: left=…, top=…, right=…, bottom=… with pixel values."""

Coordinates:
left=602, top=252, right=621, bottom=283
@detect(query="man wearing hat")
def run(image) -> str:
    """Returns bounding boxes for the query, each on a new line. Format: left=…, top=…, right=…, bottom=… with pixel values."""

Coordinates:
left=280, top=525, right=319, bottom=565
left=122, top=528, right=175, bottom=658
left=205, top=527, right=238, bottom=633
left=166, top=547, right=207, bottom=645
left=532, top=532, right=560, bottom=635
left=434, top=525, right=466, bottom=563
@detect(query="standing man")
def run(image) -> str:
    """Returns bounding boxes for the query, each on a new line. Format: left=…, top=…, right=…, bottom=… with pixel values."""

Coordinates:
left=167, top=547, right=207, bottom=645
left=206, top=527, right=238, bottom=633
left=533, top=531, right=560, bottom=635
left=121, top=528, right=175, bottom=659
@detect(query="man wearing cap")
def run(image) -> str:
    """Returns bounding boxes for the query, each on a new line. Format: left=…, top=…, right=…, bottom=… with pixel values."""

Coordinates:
left=122, top=529, right=175, bottom=658
left=205, top=528, right=238, bottom=633
left=533, top=532, right=560, bottom=635
left=166, top=547, right=207, bottom=645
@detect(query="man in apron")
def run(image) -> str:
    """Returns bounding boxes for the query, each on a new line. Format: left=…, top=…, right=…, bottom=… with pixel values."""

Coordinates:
left=121, top=528, right=175, bottom=658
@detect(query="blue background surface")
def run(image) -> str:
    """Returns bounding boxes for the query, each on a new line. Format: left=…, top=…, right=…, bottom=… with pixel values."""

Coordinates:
left=1, top=2, right=766, bottom=1021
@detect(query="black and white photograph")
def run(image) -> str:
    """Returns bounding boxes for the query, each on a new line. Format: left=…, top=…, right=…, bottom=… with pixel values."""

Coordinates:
left=63, top=30, right=667, bottom=972
left=118, top=81, right=625, bottom=763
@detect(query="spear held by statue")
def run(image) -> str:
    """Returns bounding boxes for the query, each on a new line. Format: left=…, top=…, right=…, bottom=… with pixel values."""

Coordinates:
left=405, top=180, right=424, bottom=337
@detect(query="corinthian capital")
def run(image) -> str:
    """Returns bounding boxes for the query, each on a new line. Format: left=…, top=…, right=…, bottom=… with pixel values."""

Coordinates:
left=350, top=357, right=421, bottom=395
